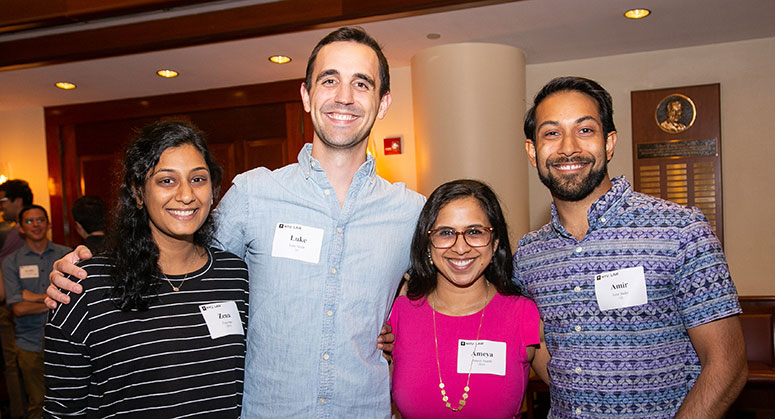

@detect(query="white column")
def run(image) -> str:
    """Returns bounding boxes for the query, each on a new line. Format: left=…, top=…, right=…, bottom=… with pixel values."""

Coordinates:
left=412, top=42, right=529, bottom=239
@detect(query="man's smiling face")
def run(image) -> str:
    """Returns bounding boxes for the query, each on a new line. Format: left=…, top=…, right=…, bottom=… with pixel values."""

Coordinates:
left=526, top=90, right=616, bottom=202
left=301, top=41, right=391, bottom=151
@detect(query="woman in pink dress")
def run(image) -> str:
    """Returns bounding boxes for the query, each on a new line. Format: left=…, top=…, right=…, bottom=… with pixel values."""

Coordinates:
left=389, top=179, right=540, bottom=418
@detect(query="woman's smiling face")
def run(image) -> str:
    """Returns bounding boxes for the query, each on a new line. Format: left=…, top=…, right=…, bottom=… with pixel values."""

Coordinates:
left=430, top=196, right=497, bottom=289
left=140, top=143, right=213, bottom=244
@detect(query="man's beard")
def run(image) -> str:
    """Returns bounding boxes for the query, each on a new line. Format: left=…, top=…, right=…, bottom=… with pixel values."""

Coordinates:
left=537, top=156, right=608, bottom=202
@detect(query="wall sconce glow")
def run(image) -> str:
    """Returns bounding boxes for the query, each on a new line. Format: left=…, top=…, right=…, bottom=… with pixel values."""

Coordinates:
left=156, top=69, right=179, bottom=78
left=55, top=82, right=76, bottom=90
left=268, top=55, right=291, bottom=64
left=624, top=8, right=651, bottom=19
left=0, top=175, right=6, bottom=184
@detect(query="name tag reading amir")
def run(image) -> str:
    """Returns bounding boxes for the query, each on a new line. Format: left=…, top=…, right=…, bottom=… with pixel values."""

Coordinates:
left=199, top=301, right=244, bottom=339
left=594, top=266, right=648, bottom=311
left=271, top=223, right=324, bottom=264
left=456, top=340, right=506, bottom=376
left=19, top=265, right=39, bottom=279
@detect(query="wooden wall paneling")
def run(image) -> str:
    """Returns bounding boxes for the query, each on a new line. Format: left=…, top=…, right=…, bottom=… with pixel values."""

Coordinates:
left=209, top=142, right=238, bottom=200
left=188, top=103, right=287, bottom=145
left=243, top=138, right=288, bottom=172
left=61, top=125, right=81, bottom=247
left=631, top=84, right=723, bottom=244
left=45, top=121, right=66, bottom=245
left=45, top=79, right=307, bottom=242
left=284, top=101, right=314, bottom=164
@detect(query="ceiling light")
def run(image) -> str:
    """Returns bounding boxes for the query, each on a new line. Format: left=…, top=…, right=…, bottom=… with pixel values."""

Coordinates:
left=268, top=55, right=291, bottom=64
left=156, top=69, right=179, bottom=78
left=55, top=81, right=76, bottom=90
left=624, top=8, right=651, bottom=19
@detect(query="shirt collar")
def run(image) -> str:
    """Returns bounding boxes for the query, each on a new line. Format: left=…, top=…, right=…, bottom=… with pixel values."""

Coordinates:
left=297, top=143, right=376, bottom=183
left=22, top=240, right=55, bottom=256
left=550, top=175, right=631, bottom=236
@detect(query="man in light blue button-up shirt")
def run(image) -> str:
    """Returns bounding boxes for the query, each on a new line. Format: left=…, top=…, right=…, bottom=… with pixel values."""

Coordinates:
left=47, top=27, right=424, bottom=418
left=215, top=27, right=424, bottom=417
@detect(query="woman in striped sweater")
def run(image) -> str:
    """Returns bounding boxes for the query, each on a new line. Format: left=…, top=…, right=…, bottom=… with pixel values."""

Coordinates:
left=44, top=121, right=249, bottom=418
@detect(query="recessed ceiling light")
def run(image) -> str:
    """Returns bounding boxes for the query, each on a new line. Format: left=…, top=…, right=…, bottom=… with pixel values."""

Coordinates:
left=426, top=33, right=441, bottom=40
left=156, top=69, right=179, bottom=78
left=624, top=8, right=651, bottom=19
left=268, top=55, right=292, bottom=64
left=55, top=81, right=76, bottom=90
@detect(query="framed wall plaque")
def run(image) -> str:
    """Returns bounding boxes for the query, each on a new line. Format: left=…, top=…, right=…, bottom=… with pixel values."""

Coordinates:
left=631, top=83, right=723, bottom=244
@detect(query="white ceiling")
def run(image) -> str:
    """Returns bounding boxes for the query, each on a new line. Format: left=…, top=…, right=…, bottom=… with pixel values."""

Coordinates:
left=1, top=0, right=774, bottom=112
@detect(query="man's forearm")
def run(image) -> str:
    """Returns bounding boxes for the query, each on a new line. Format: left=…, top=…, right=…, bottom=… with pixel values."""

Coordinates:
left=676, top=316, right=748, bottom=418
left=22, top=289, right=46, bottom=303
left=675, top=359, right=747, bottom=418
left=11, top=301, right=49, bottom=317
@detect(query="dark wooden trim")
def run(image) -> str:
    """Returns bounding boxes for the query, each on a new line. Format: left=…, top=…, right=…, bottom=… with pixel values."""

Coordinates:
left=0, top=0, right=518, bottom=71
left=1, top=0, right=217, bottom=34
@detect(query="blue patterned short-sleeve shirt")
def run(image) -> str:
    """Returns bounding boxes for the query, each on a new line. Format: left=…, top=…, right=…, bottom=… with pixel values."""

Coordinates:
left=513, top=176, right=740, bottom=418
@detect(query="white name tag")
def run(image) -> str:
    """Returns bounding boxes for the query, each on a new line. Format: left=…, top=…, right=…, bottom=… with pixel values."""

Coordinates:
left=19, top=265, right=39, bottom=279
left=456, top=339, right=506, bottom=376
left=594, top=266, right=648, bottom=311
left=271, top=223, right=324, bottom=264
left=199, top=301, right=244, bottom=339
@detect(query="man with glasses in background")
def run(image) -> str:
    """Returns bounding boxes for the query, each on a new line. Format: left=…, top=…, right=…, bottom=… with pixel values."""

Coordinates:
left=0, top=179, right=34, bottom=419
left=2, top=205, right=69, bottom=419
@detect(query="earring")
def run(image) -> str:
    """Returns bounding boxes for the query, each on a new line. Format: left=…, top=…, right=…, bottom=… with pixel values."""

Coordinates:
left=136, top=202, right=143, bottom=210
left=427, top=251, right=434, bottom=266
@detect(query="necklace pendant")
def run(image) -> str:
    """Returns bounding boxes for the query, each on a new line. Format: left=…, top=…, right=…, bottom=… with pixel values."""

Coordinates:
left=171, top=285, right=180, bottom=292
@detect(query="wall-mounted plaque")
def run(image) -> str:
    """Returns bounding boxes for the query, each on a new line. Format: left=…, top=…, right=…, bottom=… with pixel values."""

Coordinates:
left=631, top=84, right=723, bottom=244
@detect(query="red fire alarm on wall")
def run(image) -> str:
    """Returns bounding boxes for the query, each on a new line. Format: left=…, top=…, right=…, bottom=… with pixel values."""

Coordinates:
left=384, top=137, right=402, bottom=155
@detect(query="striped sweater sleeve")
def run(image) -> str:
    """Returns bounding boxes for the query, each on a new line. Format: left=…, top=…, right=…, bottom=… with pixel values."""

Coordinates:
left=44, top=276, right=98, bottom=417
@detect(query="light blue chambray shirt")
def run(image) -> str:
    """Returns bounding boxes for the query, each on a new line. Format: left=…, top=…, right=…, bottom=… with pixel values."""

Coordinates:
left=214, top=144, right=424, bottom=418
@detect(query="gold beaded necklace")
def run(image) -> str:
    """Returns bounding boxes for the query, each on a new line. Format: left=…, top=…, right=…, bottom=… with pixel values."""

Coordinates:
left=430, top=281, right=489, bottom=412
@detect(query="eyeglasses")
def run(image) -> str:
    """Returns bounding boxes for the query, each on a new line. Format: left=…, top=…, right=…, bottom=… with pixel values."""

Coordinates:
left=427, top=226, right=494, bottom=249
left=22, top=217, right=47, bottom=225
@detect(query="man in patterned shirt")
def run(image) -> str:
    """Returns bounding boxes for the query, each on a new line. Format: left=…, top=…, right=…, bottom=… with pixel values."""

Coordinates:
left=515, top=76, right=746, bottom=418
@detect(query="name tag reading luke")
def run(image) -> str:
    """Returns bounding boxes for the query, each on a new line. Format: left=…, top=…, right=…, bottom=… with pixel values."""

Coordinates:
left=271, top=223, right=324, bottom=264
left=456, top=339, right=506, bottom=376
left=19, top=265, right=39, bottom=279
left=594, top=266, right=648, bottom=311
left=199, top=301, right=243, bottom=339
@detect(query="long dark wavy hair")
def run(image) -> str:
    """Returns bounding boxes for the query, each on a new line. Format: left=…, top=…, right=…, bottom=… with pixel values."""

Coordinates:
left=406, top=179, right=520, bottom=300
left=105, top=120, right=223, bottom=311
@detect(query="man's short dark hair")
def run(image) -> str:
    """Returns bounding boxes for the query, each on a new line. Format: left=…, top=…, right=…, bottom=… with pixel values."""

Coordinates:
left=0, top=179, right=33, bottom=205
left=524, top=76, right=616, bottom=141
left=304, top=26, right=390, bottom=98
left=18, top=204, right=48, bottom=224
left=71, top=196, right=107, bottom=234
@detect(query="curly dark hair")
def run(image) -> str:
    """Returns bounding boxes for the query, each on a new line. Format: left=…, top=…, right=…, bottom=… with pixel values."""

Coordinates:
left=406, top=179, right=520, bottom=300
left=105, top=120, right=223, bottom=311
